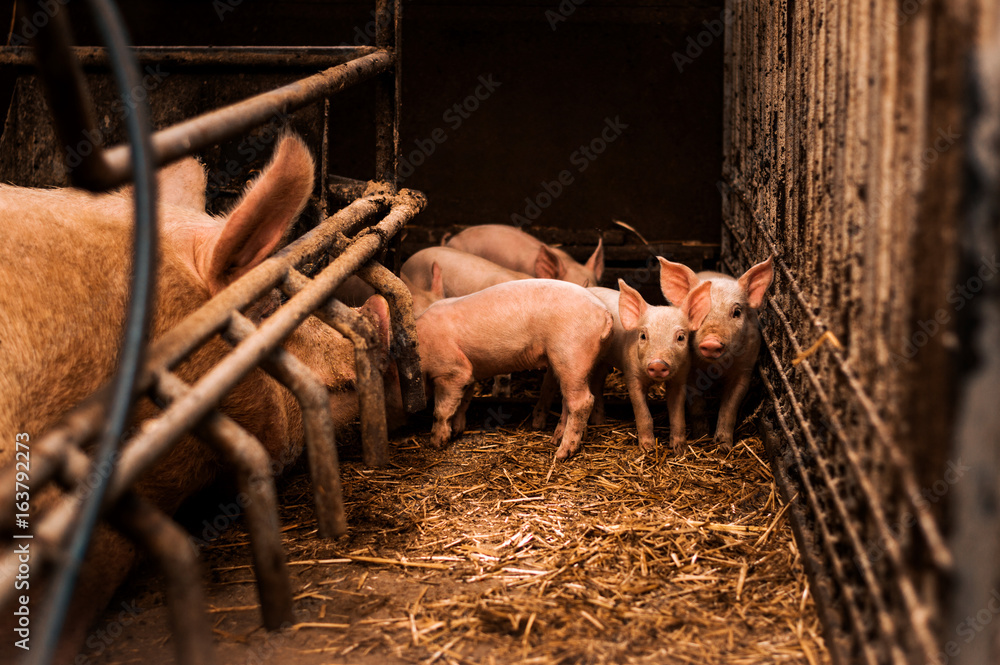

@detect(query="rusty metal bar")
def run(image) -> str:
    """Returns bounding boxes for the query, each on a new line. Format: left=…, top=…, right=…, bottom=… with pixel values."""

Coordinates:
left=328, top=175, right=371, bottom=206
left=110, top=493, right=213, bottom=665
left=355, top=261, right=426, bottom=413
left=721, top=180, right=952, bottom=569
left=155, top=371, right=295, bottom=630
left=0, top=45, right=378, bottom=69
left=283, top=270, right=390, bottom=468
left=99, top=50, right=394, bottom=189
left=226, top=311, right=348, bottom=536
left=374, top=0, right=400, bottom=190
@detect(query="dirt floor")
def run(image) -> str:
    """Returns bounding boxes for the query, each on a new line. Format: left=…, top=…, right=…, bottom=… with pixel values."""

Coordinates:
left=84, top=383, right=829, bottom=665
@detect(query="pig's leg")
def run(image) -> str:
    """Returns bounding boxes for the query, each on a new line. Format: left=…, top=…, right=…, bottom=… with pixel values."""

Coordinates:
left=588, top=364, right=610, bottom=426
left=665, top=379, right=687, bottom=454
left=491, top=373, right=512, bottom=398
left=431, top=365, right=474, bottom=448
left=451, top=385, right=476, bottom=436
left=626, top=375, right=656, bottom=452
left=531, top=368, right=560, bottom=430
left=714, top=370, right=751, bottom=452
left=554, top=377, right=595, bottom=461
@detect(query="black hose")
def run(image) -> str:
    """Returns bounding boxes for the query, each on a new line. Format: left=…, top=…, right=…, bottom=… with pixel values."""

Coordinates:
left=29, top=1, right=157, bottom=663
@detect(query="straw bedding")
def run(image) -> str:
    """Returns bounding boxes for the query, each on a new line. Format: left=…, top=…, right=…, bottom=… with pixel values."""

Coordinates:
left=88, top=385, right=829, bottom=665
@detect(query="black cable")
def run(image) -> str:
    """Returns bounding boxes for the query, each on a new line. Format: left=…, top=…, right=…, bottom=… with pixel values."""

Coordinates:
left=28, top=1, right=157, bottom=662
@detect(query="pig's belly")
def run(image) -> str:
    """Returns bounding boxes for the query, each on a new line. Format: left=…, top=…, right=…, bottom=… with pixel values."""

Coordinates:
left=462, top=340, right=548, bottom=379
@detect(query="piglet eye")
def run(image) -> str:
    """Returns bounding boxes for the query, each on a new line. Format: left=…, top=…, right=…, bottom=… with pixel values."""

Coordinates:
left=639, top=331, right=647, bottom=341
left=677, top=333, right=686, bottom=342
left=733, top=306, right=742, bottom=319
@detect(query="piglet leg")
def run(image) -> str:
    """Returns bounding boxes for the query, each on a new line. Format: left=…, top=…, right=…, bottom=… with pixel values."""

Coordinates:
left=714, top=371, right=751, bottom=452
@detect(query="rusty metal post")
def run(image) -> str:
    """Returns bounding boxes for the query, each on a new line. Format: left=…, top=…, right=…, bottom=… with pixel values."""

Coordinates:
left=374, top=0, right=400, bottom=191
left=356, top=261, right=426, bottom=413
left=283, top=270, right=390, bottom=468
left=225, top=312, right=348, bottom=537
left=110, top=493, right=213, bottom=665
left=156, top=372, right=295, bottom=630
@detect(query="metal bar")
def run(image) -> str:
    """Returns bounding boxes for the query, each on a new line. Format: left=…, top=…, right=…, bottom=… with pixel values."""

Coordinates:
left=328, top=175, right=370, bottom=206
left=283, top=270, right=390, bottom=468
left=374, top=0, right=399, bottom=189
left=156, top=371, right=295, bottom=630
left=110, top=493, right=213, bottom=665
left=720, top=180, right=952, bottom=569
left=355, top=261, right=426, bottom=413
left=0, top=45, right=379, bottom=69
left=226, top=311, right=348, bottom=536
left=96, top=50, right=394, bottom=189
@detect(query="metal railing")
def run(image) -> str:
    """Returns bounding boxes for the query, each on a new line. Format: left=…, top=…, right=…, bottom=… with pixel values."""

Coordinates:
left=0, top=1, right=424, bottom=663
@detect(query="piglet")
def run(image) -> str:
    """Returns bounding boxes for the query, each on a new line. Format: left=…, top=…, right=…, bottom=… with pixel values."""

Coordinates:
left=401, top=261, right=445, bottom=317
left=416, top=279, right=613, bottom=460
left=401, top=246, right=532, bottom=296
left=585, top=280, right=711, bottom=453
left=445, top=224, right=604, bottom=287
left=683, top=257, right=774, bottom=451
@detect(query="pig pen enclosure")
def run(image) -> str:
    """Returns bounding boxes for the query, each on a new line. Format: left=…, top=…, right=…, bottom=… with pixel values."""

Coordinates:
left=1, top=1, right=999, bottom=665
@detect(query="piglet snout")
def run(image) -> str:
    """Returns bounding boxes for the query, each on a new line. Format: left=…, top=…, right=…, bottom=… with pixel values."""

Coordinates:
left=699, top=336, right=725, bottom=359
left=647, top=360, right=671, bottom=380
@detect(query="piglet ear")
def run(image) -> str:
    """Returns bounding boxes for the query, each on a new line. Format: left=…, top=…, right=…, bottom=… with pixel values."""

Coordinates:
left=535, top=245, right=566, bottom=280
left=738, top=256, right=774, bottom=309
left=204, top=134, right=315, bottom=294
left=430, top=262, right=445, bottom=298
left=358, top=294, right=393, bottom=352
left=684, top=281, right=713, bottom=331
left=585, top=237, right=605, bottom=283
left=657, top=257, right=699, bottom=305
left=617, top=279, right=647, bottom=331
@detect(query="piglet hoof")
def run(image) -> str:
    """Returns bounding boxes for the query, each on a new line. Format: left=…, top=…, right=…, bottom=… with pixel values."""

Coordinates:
left=554, top=445, right=576, bottom=461
left=589, top=411, right=606, bottom=426
left=531, top=410, right=547, bottom=430
left=638, top=438, right=656, bottom=453
left=669, top=438, right=686, bottom=455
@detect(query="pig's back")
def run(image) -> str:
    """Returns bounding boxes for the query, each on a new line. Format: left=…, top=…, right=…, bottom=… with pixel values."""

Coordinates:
left=0, top=187, right=133, bottom=440
left=402, top=246, right=531, bottom=295
left=445, top=225, right=542, bottom=275
left=421, top=280, right=610, bottom=376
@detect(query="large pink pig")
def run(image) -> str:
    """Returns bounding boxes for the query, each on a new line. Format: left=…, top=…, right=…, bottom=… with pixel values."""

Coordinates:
left=416, top=280, right=613, bottom=460
left=0, top=135, right=401, bottom=661
left=683, top=257, right=774, bottom=451
left=445, top=224, right=604, bottom=286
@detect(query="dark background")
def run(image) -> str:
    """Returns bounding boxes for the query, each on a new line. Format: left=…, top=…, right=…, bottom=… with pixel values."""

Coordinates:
left=0, top=0, right=723, bottom=246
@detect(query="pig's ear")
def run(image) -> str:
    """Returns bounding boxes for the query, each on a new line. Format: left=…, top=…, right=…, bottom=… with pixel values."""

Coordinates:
left=657, top=257, right=699, bottom=305
left=359, top=294, right=393, bottom=352
left=205, top=134, right=315, bottom=294
left=430, top=262, right=445, bottom=298
left=585, top=238, right=605, bottom=283
left=738, top=256, right=774, bottom=309
left=684, top=281, right=713, bottom=331
left=158, top=158, right=208, bottom=211
left=617, top=279, right=647, bottom=331
left=535, top=245, right=566, bottom=280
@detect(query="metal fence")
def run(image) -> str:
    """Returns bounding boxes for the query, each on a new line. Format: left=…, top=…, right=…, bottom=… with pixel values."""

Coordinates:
left=721, top=0, right=1000, bottom=663
left=0, top=1, right=425, bottom=663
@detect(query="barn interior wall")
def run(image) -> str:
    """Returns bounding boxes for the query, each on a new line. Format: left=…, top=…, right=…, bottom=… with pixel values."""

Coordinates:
left=722, top=0, right=996, bottom=663
left=0, top=0, right=725, bottom=248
